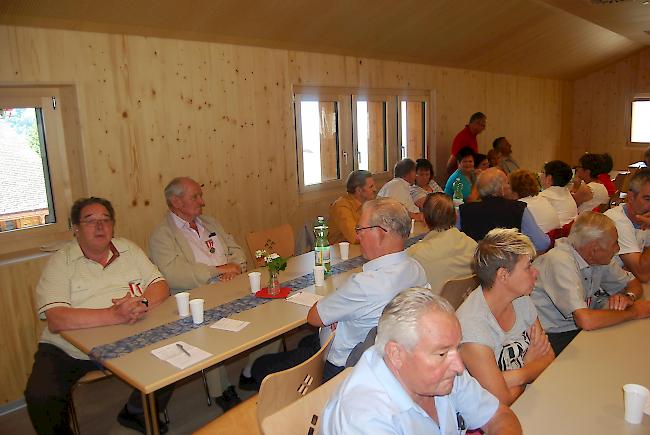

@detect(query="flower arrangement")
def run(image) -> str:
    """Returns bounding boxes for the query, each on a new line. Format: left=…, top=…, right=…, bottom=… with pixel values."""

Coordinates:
left=255, top=239, right=287, bottom=294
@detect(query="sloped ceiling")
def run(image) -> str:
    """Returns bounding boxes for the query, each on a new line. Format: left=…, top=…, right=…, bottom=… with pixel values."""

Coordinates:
left=0, top=0, right=648, bottom=79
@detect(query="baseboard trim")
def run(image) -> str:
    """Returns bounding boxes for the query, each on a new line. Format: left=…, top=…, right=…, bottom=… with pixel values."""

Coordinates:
left=0, top=398, right=26, bottom=417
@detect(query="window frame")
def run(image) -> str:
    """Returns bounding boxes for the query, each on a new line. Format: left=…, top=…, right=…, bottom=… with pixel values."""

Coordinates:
left=630, top=94, right=650, bottom=145
left=0, top=86, right=85, bottom=259
left=398, top=94, right=430, bottom=161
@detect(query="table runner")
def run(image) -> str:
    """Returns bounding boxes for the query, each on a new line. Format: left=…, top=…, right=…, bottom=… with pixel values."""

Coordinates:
left=89, top=233, right=426, bottom=360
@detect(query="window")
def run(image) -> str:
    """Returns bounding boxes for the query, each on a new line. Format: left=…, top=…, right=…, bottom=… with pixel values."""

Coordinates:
left=631, top=98, right=650, bottom=143
left=0, top=87, right=85, bottom=257
left=294, top=87, right=429, bottom=193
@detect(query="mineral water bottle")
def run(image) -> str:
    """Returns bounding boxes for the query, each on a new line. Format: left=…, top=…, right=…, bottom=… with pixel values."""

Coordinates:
left=314, top=216, right=331, bottom=275
left=452, top=177, right=464, bottom=208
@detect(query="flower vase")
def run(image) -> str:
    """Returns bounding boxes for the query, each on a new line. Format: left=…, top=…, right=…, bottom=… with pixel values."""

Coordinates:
left=268, top=270, right=281, bottom=296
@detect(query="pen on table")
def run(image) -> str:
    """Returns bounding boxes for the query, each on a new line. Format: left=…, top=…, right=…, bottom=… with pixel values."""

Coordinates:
left=176, top=343, right=191, bottom=357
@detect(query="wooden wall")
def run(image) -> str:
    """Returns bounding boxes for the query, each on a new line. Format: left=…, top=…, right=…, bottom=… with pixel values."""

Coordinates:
left=571, top=47, right=650, bottom=166
left=0, top=24, right=571, bottom=404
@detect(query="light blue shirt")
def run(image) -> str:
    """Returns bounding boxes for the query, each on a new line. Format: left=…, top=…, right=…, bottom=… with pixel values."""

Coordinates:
left=456, top=207, right=551, bottom=252
left=321, top=346, right=499, bottom=435
left=316, top=251, right=427, bottom=367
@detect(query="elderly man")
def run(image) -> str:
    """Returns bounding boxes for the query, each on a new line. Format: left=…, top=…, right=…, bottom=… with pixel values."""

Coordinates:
left=407, top=193, right=477, bottom=294
left=25, top=197, right=172, bottom=434
left=531, top=212, right=650, bottom=355
left=446, top=112, right=487, bottom=175
left=307, top=198, right=427, bottom=380
left=322, top=288, right=522, bottom=435
left=604, top=168, right=650, bottom=282
left=149, top=176, right=247, bottom=293
left=457, top=168, right=550, bottom=252
left=329, top=170, right=377, bottom=244
left=377, top=158, right=424, bottom=221
left=493, top=137, right=520, bottom=175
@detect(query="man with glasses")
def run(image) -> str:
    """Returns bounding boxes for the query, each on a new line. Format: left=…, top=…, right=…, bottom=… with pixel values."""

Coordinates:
left=307, top=198, right=427, bottom=380
left=25, top=197, right=173, bottom=434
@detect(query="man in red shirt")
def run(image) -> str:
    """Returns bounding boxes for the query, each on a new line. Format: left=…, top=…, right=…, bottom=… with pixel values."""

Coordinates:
left=446, top=112, right=487, bottom=175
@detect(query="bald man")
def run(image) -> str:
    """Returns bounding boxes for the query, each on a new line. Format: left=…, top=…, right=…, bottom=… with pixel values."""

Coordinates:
left=457, top=168, right=550, bottom=252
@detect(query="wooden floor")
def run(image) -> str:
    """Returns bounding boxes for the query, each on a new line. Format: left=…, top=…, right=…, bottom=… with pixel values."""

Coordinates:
left=0, top=363, right=257, bottom=435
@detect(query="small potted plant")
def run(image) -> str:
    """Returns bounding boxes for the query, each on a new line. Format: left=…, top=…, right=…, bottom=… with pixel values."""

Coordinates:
left=255, top=239, right=288, bottom=296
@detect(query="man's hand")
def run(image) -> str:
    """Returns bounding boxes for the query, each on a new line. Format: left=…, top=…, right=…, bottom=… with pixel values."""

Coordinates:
left=523, top=322, right=552, bottom=365
left=216, top=263, right=242, bottom=281
left=608, top=293, right=634, bottom=311
left=635, top=212, right=650, bottom=230
left=111, top=294, right=147, bottom=324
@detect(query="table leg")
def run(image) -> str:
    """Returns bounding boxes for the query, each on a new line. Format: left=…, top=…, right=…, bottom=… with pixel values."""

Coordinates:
left=141, top=391, right=160, bottom=435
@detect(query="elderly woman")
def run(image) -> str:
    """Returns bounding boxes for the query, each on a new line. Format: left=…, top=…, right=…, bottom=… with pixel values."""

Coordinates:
left=444, top=147, right=475, bottom=201
left=409, top=158, right=443, bottom=209
left=572, top=153, right=610, bottom=213
left=509, top=169, right=560, bottom=233
left=457, top=228, right=554, bottom=406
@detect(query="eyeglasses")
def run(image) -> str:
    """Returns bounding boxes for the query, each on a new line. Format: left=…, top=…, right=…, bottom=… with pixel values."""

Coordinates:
left=79, top=218, right=113, bottom=227
left=354, top=225, right=387, bottom=234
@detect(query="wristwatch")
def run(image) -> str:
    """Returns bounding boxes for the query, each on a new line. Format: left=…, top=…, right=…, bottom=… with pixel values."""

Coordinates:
left=625, top=292, right=637, bottom=302
left=141, top=297, right=149, bottom=307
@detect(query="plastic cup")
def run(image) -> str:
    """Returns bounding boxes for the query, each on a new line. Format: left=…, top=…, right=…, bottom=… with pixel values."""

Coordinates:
left=411, top=218, right=416, bottom=235
left=175, top=292, right=190, bottom=317
left=623, top=383, right=649, bottom=424
left=314, top=266, right=325, bottom=286
left=339, top=242, right=350, bottom=260
left=189, top=298, right=205, bottom=325
left=248, top=271, right=261, bottom=293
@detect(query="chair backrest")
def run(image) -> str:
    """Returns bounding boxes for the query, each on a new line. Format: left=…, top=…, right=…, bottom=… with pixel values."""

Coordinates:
left=246, top=224, right=295, bottom=266
left=256, top=332, right=335, bottom=428
left=261, top=367, right=352, bottom=435
left=440, top=275, right=480, bottom=310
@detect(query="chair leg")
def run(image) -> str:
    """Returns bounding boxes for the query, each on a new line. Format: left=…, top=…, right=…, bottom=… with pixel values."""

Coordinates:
left=201, top=370, right=212, bottom=406
left=68, top=393, right=80, bottom=435
left=163, top=408, right=170, bottom=424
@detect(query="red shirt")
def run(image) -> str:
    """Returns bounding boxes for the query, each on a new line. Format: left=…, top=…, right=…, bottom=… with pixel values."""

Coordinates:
left=451, top=125, right=479, bottom=157
left=598, top=173, right=616, bottom=196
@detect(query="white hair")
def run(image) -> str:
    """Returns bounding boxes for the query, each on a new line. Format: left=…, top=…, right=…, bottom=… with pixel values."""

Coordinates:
left=164, top=177, right=190, bottom=208
left=568, top=211, right=617, bottom=249
left=375, top=287, right=454, bottom=357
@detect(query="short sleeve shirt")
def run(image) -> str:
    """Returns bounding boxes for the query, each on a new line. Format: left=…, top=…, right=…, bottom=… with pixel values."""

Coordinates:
left=377, top=178, right=420, bottom=213
left=409, top=180, right=444, bottom=204
left=538, top=186, right=577, bottom=227
left=316, top=251, right=427, bottom=366
left=321, top=346, right=499, bottom=435
left=451, top=126, right=479, bottom=157
left=530, top=239, right=634, bottom=333
left=457, top=287, right=537, bottom=371
left=604, top=205, right=650, bottom=260
left=36, top=237, right=165, bottom=360
left=519, top=195, right=561, bottom=233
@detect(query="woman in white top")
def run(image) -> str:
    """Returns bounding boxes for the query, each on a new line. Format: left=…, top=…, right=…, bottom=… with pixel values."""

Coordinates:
left=457, top=228, right=554, bottom=405
left=409, top=158, right=443, bottom=209
left=572, top=153, right=610, bottom=213
left=509, top=169, right=560, bottom=233
left=538, top=160, right=578, bottom=226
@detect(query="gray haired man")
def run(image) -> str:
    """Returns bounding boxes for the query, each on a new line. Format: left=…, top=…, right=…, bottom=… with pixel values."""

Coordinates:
left=322, top=287, right=522, bottom=435
left=531, top=211, right=650, bottom=355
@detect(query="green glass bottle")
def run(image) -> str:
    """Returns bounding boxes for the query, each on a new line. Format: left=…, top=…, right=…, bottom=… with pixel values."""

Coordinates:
left=314, top=216, right=331, bottom=275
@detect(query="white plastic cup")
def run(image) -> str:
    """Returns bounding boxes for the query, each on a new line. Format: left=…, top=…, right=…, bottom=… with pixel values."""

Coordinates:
left=189, top=298, right=205, bottom=325
left=248, top=271, right=261, bottom=293
left=175, top=292, right=190, bottom=317
left=339, top=242, right=350, bottom=260
left=623, top=383, right=649, bottom=424
left=411, top=218, right=416, bottom=235
left=314, top=266, right=325, bottom=287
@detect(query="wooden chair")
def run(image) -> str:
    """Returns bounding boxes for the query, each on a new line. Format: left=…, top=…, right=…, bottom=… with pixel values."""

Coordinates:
left=261, top=368, right=352, bottom=435
left=246, top=224, right=295, bottom=266
left=194, top=333, right=335, bottom=435
left=440, top=275, right=480, bottom=310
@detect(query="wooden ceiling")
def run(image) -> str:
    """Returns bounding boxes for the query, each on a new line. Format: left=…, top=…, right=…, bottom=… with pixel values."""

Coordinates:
left=0, top=0, right=648, bottom=80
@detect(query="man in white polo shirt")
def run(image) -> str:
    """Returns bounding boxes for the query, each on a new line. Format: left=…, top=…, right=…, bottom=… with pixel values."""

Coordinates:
left=307, top=198, right=427, bottom=380
left=149, top=176, right=247, bottom=293
left=377, top=158, right=424, bottom=221
left=25, top=197, right=172, bottom=434
left=604, top=168, right=650, bottom=282
left=322, top=287, right=521, bottom=435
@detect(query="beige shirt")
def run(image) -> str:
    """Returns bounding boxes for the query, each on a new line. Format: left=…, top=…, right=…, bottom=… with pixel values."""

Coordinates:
left=170, top=212, right=227, bottom=266
left=407, top=228, right=477, bottom=294
left=36, top=237, right=164, bottom=360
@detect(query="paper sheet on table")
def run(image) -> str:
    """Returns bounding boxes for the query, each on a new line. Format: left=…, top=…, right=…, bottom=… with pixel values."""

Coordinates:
left=151, top=341, right=211, bottom=370
left=286, top=291, right=323, bottom=307
left=210, top=318, right=250, bottom=332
